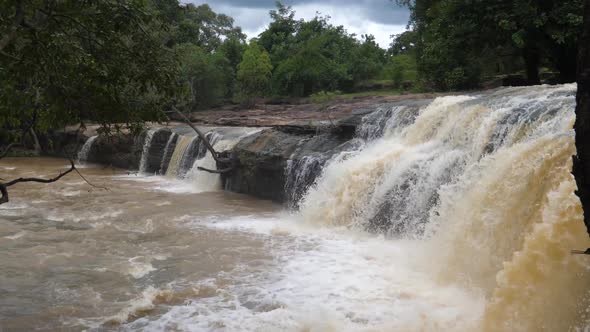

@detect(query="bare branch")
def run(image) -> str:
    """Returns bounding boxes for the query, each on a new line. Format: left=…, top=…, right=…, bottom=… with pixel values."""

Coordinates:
left=168, top=107, right=230, bottom=164
left=0, top=159, right=76, bottom=205
left=197, top=166, right=233, bottom=174
left=73, top=166, right=109, bottom=191
left=4, top=159, right=75, bottom=187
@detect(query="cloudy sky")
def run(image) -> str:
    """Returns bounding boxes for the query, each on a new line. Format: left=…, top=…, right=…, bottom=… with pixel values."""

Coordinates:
left=184, top=0, right=410, bottom=48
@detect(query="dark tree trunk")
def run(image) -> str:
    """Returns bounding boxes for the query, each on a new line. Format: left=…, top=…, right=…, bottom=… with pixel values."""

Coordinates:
left=553, top=44, right=578, bottom=83
left=574, top=0, right=590, bottom=237
left=523, top=45, right=541, bottom=85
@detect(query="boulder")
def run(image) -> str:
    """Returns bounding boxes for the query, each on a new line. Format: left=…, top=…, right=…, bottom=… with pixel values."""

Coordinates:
left=142, top=129, right=173, bottom=174
left=87, top=134, right=145, bottom=170
left=223, top=129, right=311, bottom=202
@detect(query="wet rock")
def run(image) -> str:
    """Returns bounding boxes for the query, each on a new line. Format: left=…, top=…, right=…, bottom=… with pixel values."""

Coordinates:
left=223, top=129, right=308, bottom=202
left=224, top=127, right=360, bottom=204
left=87, top=134, right=145, bottom=170
left=158, top=134, right=178, bottom=174
left=143, top=129, right=173, bottom=174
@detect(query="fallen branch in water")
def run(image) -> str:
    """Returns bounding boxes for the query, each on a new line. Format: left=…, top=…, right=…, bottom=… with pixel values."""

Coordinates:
left=73, top=166, right=109, bottom=190
left=0, top=157, right=110, bottom=205
left=0, top=159, right=76, bottom=205
left=167, top=108, right=231, bottom=164
left=196, top=166, right=233, bottom=174
left=166, top=107, right=234, bottom=174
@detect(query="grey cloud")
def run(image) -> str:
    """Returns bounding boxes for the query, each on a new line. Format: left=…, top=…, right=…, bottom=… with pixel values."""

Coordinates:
left=184, top=0, right=409, bottom=47
left=190, top=0, right=409, bottom=25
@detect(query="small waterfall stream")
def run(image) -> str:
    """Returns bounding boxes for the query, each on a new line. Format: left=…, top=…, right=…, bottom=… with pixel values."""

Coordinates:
left=159, top=133, right=178, bottom=174
left=138, top=129, right=159, bottom=173
left=165, top=135, right=196, bottom=178
left=77, top=135, right=98, bottom=163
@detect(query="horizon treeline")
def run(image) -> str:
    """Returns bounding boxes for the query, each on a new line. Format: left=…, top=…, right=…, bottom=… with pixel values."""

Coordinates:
left=0, top=0, right=585, bottom=136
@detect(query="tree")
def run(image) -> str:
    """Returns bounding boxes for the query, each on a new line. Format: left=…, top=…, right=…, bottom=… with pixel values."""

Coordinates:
left=350, top=35, right=386, bottom=83
left=574, top=0, right=590, bottom=238
left=176, top=43, right=226, bottom=111
left=258, top=2, right=301, bottom=67
left=237, top=41, right=273, bottom=100
left=218, top=36, right=247, bottom=99
left=173, top=3, right=245, bottom=52
left=396, top=0, right=585, bottom=89
left=388, top=31, right=418, bottom=56
left=0, top=0, right=178, bottom=135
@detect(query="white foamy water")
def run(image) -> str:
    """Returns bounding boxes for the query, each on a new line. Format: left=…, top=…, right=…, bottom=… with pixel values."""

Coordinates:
left=123, top=215, right=485, bottom=332
left=77, top=135, right=98, bottom=163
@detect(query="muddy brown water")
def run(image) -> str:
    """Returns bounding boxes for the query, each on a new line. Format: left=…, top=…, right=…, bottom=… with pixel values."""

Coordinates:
left=0, top=158, right=280, bottom=331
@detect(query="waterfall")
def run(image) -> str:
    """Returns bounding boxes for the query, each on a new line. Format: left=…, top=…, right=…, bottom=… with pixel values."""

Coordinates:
left=77, top=135, right=98, bottom=163
left=165, top=135, right=196, bottom=178
left=297, top=84, right=590, bottom=331
left=139, top=129, right=158, bottom=173
left=356, top=105, right=420, bottom=141
left=186, top=134, right=236, bottom=192
left=285, top=154, right=328, bottom=209
left=159, top=133, right=178, bottom=174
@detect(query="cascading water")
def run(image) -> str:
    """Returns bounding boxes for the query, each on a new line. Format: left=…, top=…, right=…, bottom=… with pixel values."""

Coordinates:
left=159, top=132, right=178, bottom=174
left=77, top=135, right=98, bottom=163
left=138, top=129, right=158, bottom=173
left=297, top=84, right=590, bottom=331
left=165, top=135, right=196, bottom=178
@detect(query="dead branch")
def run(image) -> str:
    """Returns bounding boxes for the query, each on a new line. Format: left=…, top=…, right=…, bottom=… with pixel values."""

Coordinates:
left=168, top=107, right=230, bottom=164
left=196, top=166, right=234, bottom=174
left=0, top=159, right=76, bottom=205
left=73, top=166, right=109, bottom=190
left=0, top=156, right=109, bottom=205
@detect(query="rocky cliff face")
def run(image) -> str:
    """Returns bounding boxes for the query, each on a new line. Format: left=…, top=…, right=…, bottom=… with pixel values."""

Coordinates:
left=222, top=113, right=367, bottom=204
left=223, top=129, right=307, bottom=202
left=58, top=97, right=434, bottom=205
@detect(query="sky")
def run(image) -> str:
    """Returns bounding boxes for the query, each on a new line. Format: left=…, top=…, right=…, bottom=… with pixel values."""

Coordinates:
left=184, top=0, right=410, bottom=48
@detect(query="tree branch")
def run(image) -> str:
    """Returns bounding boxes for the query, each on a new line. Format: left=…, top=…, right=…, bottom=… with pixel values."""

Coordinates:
left=168, top=107, right=230, bottom=164
left=0, top=159, right=76, bottom=205
left=196, top=166, right=234, bottom=174
left=4, top=159, right=75, bottom=187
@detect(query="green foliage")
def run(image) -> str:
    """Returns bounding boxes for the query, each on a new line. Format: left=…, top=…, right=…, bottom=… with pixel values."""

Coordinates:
left=176, top=44, right=226, bottom=110
left=398, top=0, right=584, bottom=89
left=237, top=41, right=273, bottom=99
left=350, top=35, right=387, bottom=83
left=382, top=54, right=417, bottom=89
left=309, top=91, right=341, bottom=104
left=172, top=3, right=245, bottom=52
left=263, top=7, right=372, bottom=97
left=0, top=0, right=178, bottom=134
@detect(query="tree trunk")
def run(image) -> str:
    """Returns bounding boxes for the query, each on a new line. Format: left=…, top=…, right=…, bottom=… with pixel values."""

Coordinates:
left=574, top=0, right=590, bottom=237
left=553, top=44, right=578, bottom=83
left=29, top=128, right=41, bottom=155
left=523, top=45, right=541, bottom=85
